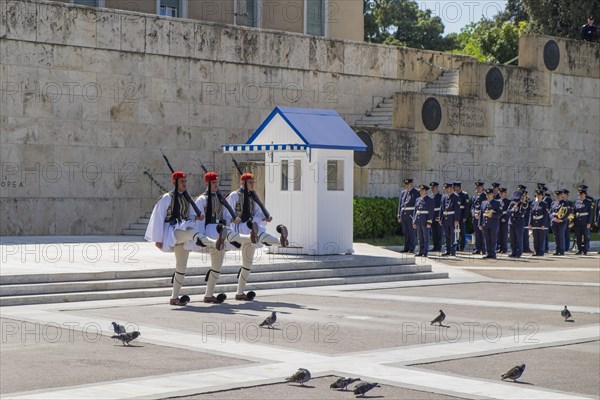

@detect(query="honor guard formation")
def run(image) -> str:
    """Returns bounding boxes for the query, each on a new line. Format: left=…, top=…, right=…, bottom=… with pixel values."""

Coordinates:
left=145, top=157, right=289, bottom=306
left=398, top=180, right=598, bottom=259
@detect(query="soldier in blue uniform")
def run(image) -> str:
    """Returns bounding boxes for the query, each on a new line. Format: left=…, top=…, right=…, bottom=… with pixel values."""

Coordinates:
left=441, top=183, right=460, bottom=256
left=508, top=190, right=527, bottom=258
left=550, top=189, right=570, bottom=256
left=492, top=182, right=501, bottom=199
left=578, top=185, right=594, bottom=251
left=429, top=182, right=443, bottom=252
left=538, top=183, right=552, bottom=253
left=471, top=181, right=487, bottom=254
left=397, top=178, right=419, bottom=253
left=563, top=189, right=573, bottom=252
left=517, top=185, right=532, bottom=253
left=453, top=182, right=469, bottom=251
left=574, top=188, right=593, bottom=255
left=529, top=189, right=550, bottom=256
left=497, top=188, right=510, bottom=253
left=413, top=184, right=435, bottom=257
left=478, top=188, right=502, bottom=259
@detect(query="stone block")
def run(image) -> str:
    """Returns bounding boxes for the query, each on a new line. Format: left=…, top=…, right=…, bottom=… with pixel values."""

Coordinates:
left=0, top=198, right=55, bottom=235
left=53, top=95, right=83, bottom=121
left=308, top=37, right=327, bottom=72
left=0, top=39, right=53, bottom=68
left=110, top=100, right=138, bottom=123
left=241, top=29, right=261, bottom=65
left=169, top=19, right=194, bottom=58
left=96, top=8, right=121, bottom=50
left=343, top=42, right=363, bottom=75
left=163, top=101, right=189, bottom=126
left=36, top=118, right=75, bottom=145
left=287, top=33, right=309, bottom=70
left=120, top=12, right=146, bottom=53
left=189, top=59, right=214, bottom=83
left=64, top=6, right=97, bottom=48
left=194, top=22, right=220, bottom=61
left=54, top=199, right=87, bottom=235
left=145, top=16, right=170, bottom=55
left=0, top=117, right=37, bottom=144
left=166, top=57, right=189, bottom=81
left=4, top=0, right=37, bottom=41
left=220, top=26, right=243, bottom=64
left=325, top=40, right=344, bottom=74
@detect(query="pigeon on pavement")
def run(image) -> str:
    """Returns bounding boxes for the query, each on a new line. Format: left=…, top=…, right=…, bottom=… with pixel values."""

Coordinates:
left=259, top=311, right=277, bottom=329
left=353, top=381, right=380, bottom=397
left=431, top=310, right=446, bottom=326
left=330, top=377, right=361, bottom=390
left=285, top=368, right=311, bottom=385
left=111, top=331, right=141, bottom=346
left=501, top=364, right=526, bottom=382
left=111, top=322, right=126, bottom=334
left=561, top=306, right=572, bottom=321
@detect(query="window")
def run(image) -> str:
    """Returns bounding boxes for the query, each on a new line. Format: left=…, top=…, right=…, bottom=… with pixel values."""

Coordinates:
left=159, top=0, right=180, bottom=17
left=306, top=0, right=325, bottom=36
left=281, top=160, right=289, bottom=191
left=71, top=0, right=103, bottom=6
left=292, top=159, right=302, bottom=191
left=327, top=160, right=343, bottom=191
left=236, top=0, right=260, bottom=27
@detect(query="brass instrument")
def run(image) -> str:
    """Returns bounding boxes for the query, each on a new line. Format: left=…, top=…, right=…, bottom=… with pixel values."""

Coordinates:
left=484, top=209, right=495, bottom=218
left=568, top=213, right=575, bottom=228
left=556, top=205, right=569, bottom=219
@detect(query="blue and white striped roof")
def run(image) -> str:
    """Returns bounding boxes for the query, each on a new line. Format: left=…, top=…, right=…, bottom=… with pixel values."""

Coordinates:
left=222, top=107, right=367, bottom=154
left=222, top=143, right=307, bottom=153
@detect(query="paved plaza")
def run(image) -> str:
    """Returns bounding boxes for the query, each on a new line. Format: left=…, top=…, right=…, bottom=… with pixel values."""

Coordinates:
left=1, top=239, right=599, bottom=399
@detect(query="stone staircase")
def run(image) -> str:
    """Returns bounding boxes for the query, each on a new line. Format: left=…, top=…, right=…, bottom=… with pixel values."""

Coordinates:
left=122, top=212, right=151, bottom=236
left=0, top=255, right=448, bottom=306
left=354, top=96, right=394, bottom=128
left=422, top=70, right=459, bottom=96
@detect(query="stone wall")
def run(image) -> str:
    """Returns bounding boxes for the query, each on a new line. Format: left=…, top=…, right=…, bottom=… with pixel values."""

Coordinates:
left=354, top=35, right=599, bottom=199
left=0, top=0, right=474, bottom=235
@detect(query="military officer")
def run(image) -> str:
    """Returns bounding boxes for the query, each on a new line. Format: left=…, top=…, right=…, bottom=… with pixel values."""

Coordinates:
left=517, top=185, right=532, bottom=253
left=579, top=185, right=594, bottom=251
left=453, top=181, right=469, bottom=251
left=497, top=188, right=511, bottom=253
left=471, top=181, right=487, bottom=255
left=508, top=190, right=527, bottom=258
left=550, top=189, right=570, bottom=256
left=492, top=182, right=501, bottom=199
left=429, top=182, right=443, bottom=252
left=563, top=189, right=574, bottom=252
left=538, top=183, right=552, bottom=252
left=412, top=185, right=435, bottom=256
left=440, top=182, right=460, bottom=256
left=574, top=188, right=593, bottom=255
left=479, top=188, right=502, bottom=259
left=529, top=189, right=550, bottom=256
left=397, top=178, right=419, bottom=253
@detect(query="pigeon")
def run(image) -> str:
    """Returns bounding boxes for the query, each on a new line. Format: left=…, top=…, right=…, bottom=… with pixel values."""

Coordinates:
left=561, top=306, right=572, bottom=321
left=353, top=381, right=380, bottom=397
left=501, top=364, right=526, bottom=382
left=259, top=311, right=277, bottom=329
left=111, top=322, right=126, bottom=334
left=111, top=331, right=141, bottom=346
left=285, top=368, right=311, bottom=385
left=330, top=377, right=361, bottom=390
left=431, top=310, right=446, bottom=326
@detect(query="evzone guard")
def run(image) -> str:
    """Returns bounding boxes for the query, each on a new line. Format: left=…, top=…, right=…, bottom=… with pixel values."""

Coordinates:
left=144, top=171, right=226, bottom=306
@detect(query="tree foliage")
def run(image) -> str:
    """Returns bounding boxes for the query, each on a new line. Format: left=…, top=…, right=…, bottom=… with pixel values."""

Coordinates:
left=453, top=20, right=528, bottom=63
left=520, top=0, right=600, bottom=39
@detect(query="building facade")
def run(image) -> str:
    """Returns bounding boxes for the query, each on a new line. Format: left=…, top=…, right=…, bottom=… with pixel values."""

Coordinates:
left=49, top=0, right=364, bottom=41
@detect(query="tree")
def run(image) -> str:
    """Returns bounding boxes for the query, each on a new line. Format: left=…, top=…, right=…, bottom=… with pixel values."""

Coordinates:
left=364, top=0, right=454, bottom=51
left=520, top=0, right=600, bottom=39
left=452, top=20, right=527, bottom=63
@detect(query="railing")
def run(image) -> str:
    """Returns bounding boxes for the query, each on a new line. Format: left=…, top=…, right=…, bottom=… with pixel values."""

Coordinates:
left=143, top=170, right=169, bottom=193
left=417, top=57, right=456, bottom=73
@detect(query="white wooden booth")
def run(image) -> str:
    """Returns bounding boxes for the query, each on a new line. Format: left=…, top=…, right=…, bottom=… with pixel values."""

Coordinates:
left=222, top=107, right=367, bottom=255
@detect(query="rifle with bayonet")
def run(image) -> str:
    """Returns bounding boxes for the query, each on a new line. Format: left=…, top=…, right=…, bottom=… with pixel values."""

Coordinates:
left=160, top=149, right=204, bottom=220
left=196, top=158, right=238, bottom=222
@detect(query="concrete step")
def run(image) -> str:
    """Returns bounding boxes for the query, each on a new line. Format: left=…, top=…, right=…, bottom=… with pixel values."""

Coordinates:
left=368, top=110, right=393, bottom=117
left=376, top=103, right=393, bottom=109
left=138, top=218, right=150, bottom=224
left=381, top=97, right=394, bottom=104
left=356, top=116, right=392, bottom=123
left=128, top=223, right=149, bottom=230
left=122, top=229, right=145, bottom=236
left=0, top=271, right=448, bottom=306
left=0, top=264, right=433, bottom=296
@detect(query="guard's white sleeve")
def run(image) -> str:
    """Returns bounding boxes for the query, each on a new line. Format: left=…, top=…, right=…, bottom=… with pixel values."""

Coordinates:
left=144, top=194, right=170, bottom=243
left=194, top=195, right=208, bottom=234
left=226, top=191, right=239, bottom=220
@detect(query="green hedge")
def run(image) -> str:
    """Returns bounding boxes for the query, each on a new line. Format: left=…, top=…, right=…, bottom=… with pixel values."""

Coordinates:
left=353, top=196, right=477, bottom=239
left=353, top=197, right=399, bottom=239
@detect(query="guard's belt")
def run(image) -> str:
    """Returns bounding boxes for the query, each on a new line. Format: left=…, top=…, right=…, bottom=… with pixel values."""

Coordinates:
left=576, top=212, right=589, bottom=216
left=434, top=208, right=441, bottom=211
left=402, top=207, right=415, bottom=211
left=416, top=211, right=429, bottom=215
left=532, top=215, right=544, bottom=220
left=443, top=211, right=455, bottom=215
